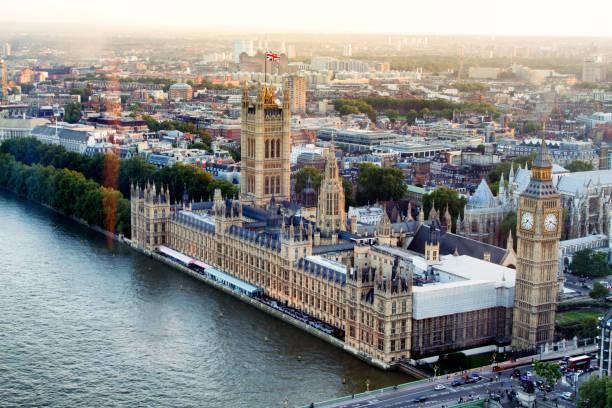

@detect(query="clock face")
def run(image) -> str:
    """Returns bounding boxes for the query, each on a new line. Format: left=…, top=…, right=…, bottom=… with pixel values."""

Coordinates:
left=544, top=213, right=558, bottom=231
left=521, top=212, right=534, bottom=230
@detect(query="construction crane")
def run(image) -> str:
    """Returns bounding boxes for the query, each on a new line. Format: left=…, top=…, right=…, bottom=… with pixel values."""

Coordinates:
left=1, top=58, right=7, bottom=105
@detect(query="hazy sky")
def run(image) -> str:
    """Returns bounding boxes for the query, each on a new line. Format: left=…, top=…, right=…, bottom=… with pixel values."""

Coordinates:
left=4, top=0, right=612, bottom=36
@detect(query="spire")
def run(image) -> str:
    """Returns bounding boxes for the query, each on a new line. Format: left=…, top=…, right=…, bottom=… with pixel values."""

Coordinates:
left=507, top=230, right=514, bottom=251
left=509, top=161, right=515, bottom=181
left=533, top=121, right=551, bottom=168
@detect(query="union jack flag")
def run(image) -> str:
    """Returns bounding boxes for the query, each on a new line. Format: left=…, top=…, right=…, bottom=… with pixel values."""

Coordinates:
left=266, top=52, right=280, bottom=62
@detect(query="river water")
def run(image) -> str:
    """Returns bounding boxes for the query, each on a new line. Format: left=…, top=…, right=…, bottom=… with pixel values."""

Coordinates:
left=0, top=191, right=413, bottom=408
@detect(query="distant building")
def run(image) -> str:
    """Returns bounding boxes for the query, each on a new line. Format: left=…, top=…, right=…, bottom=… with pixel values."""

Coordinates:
left=2, top=43, right=10, bottom=57
left=30, top=123, right=101, bottom=154
left=168, top=83, right=193, bottom=101
left=287, top=75, right=306, bottom=114
left=233, top=39, right=254, bottom=63
left=468, top=67, right=500, bottom=80
left=343, top=44, right=352, bottom=57
left=0, top=118, right=50, bottom=142
left=583, top=57, right=607, bottom=83
left=457, top=179, right=506, bottom=247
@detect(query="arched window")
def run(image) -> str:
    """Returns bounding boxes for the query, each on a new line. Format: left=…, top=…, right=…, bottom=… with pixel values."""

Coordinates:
left=154, top=210, right=158, bottom=218
left=162, top=209, right=165, bottom=217
left=265, top=177, right=269, bottom=194
left=265, top=140, right=269, bottom=158
left=276, top=176, right=280, bottom=194
left=270, top=139, right=275, bottom=158
left=276, top=139, right=281, bottom=158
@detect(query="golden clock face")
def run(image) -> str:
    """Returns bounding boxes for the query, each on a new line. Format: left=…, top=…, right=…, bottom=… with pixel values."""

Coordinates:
left=521, top=212, right=534, bottom=230
left=544, top=213, right=558, bottom=232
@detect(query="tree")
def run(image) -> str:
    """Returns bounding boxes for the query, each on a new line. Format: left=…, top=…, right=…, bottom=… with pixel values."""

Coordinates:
left=581, top=316, right=599, bottom=338
left=421, top=186, right=467, bottom=232
left=571, top=249, right=611, bottom=277
left=437, top=352, right=469, bottom=373
left=294, top=166, right=323, bottom=194
left=565, top=160, right=594, bottom=172
left=356, top=163, right=407, bottom=205
left=188, top=142, right=208, bottom=150
left=499, top=211, right=517, bottom=250
left=523, top=122, right=542, bottom=134
left=64, top=102, right=81, bottom=124
left=384, top=109, right=399, bottom=122
left=338, top=104, right=359, bottom=116
left=590, top=281, right=610, bottom=300
left=226, top=149, right=241, bottom=162
left=342, top=178, right=354, bottom=210
left=476, top=144, right=485, bottom=154
left=533, top=360, right=562, bottom=388
left=577, top=375, right=612, bottom=408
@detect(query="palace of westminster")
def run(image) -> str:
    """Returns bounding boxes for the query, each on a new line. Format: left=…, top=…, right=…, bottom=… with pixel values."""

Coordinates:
left=131, top=83, right=561, bottom=365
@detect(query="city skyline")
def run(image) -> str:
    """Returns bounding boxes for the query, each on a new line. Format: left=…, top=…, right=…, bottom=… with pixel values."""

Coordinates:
left=4, top=0, right=612, bottom=37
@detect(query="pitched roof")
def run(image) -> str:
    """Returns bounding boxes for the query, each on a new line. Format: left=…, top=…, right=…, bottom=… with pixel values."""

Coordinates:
left=407, top=224, right=508, bottom=264
left=467, top=179, right=498, bottom=209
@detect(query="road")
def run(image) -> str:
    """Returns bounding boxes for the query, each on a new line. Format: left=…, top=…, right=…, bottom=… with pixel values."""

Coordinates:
left=315, top=348, right=599, bottom=408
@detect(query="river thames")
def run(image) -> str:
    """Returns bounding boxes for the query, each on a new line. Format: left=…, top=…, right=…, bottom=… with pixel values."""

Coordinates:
left=0, top=191, right=413, bottom=407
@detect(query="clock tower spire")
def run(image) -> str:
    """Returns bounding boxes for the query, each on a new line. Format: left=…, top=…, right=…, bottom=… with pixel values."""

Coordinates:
left=512, top=124, right=561, bottom=351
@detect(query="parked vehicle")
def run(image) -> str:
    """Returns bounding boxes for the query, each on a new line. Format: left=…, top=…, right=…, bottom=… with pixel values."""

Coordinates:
left=413, top=396, right=428, bottom=403
left=561, top=392, right=572, bottom=401
left=434, top=384, right=446, bottom=391
left=451, top=380, right=463, bottom=387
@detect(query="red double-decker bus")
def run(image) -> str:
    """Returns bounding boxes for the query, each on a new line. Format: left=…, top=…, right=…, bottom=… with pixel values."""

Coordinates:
left=567, top=355, right=590, bottom=371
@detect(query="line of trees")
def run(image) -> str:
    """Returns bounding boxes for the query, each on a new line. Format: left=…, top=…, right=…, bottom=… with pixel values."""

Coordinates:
left=332, top=96, right=500, bottom=124
left=0, top=138, right=239, bottom=205
left=0, top=152, right=130, bottom=237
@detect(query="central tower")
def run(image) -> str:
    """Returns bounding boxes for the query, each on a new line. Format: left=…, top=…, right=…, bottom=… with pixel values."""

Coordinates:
left=240, top=83, right=291, bottom=208
left=512, top=133, right=561, bottom=351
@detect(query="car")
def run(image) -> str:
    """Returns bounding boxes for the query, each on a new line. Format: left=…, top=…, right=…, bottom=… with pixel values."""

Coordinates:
left=525, top=371, right=532, bottom=376
left=451, top=380, right=463, bottom=387
left=471, top=373, right=480, bottom=378
left=561, top=392, right=572, bottom=401
left=434, top=384, right=446, bottom=391
left=562, top=356, right=570, bottom=361
left=536, top=380, right=544, bottom=387
left=465, top=378, right=477, bottom=384
left=413, top=396, right=428, bottom=403
left=490, top=393, right=501, bottom=401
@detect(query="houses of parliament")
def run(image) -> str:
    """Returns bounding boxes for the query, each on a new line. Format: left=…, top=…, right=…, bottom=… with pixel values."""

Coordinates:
left=130, top=83, right=560, bottom=366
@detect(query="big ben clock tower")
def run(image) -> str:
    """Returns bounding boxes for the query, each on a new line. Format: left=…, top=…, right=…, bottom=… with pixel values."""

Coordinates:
left=512, top=132, right=561, bottom=351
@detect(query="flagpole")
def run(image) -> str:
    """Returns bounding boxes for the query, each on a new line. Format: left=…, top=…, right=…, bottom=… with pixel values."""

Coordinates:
left=264, top=51, right=267, bottom=86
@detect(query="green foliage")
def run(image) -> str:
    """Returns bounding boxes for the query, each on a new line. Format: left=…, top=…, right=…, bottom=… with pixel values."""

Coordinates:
left=571, top=249, right=611, bottom=277
left=342, top=178, right=354, bottom=210
left=200, top=80, right=235, bottom=90
left=565, top=160, right=594, bottom=172
left=499, top=211, right=517, bottom=250
left=580, top=316, right=599, bottom=338
left=421, top=186, right=467, bottom=232
left=437, top=352, right=469, bottom=373
left=533, top=360, right=562, bottom=388
left=356, top=163, right=407, bottom=205
left=0, top=153, right=130, bottom=237
left=294, top=166, right=323, bottom=194
left=225, top=149, right=241, bottom=162
left=358, top=96, right=501, bottom=120
left=523, top=121, right=542, bottom=134
left=1, top=137, right=238, bottom=208
left=557, top=299, right=607, bottom=312
left=487, top=152, right=537, bottom=184
left=332, top=99, right=377, bottom=121
left=69, top=87, right=93, bottom=101
left=142, top=115, right=212, bottom=148
left=577, top=375, right=612, bottom=408
left=476, top=144, right=485, bottom=154
left=188, top=142, right=208, bottom=150
left=452, top=82, right=489, bottom=92
left=574, top=81, right=602, bottom=90
left=384, top=109, right=399, bottom=122
left=590, top=282, right=611, bottom=300
left=20, top=83, right=35, bottom=94
left=64, top=102, right=81, bottom=124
